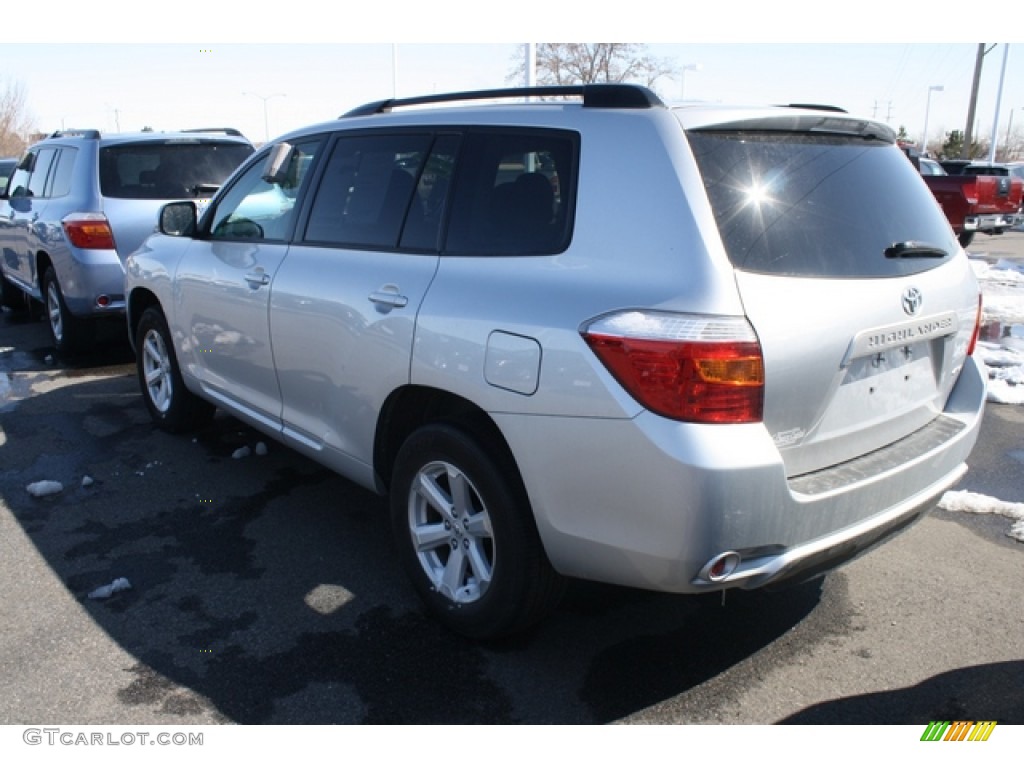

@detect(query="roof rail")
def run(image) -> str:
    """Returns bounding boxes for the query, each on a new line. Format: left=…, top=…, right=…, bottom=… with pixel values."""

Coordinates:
left=342, top=83, right=665, bottom=118
left=179, top=127, right=245, bottom=137
left=49, top=129, right=101, bottom=139
left=780, top=103, right=848, bottom=114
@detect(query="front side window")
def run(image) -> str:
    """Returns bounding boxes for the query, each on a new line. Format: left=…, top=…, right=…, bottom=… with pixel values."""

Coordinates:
left=444, top=129, right=577, bottom=256
left=8, top=147, right=57, bottom=199
left=6, top=153, right=35, bottom=198
left=208, top=139, right=321, bottom=242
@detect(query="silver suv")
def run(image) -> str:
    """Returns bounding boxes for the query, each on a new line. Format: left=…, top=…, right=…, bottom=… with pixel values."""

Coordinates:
left=0, top=128, right=253, bottom=352
left=125, top=85, right=986, bottom=638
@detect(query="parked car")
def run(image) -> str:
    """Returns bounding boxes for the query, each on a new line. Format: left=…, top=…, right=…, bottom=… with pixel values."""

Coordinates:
left=0, top=128, right=253, bottom=352
left=125, top=85, right=986, bottom=638
left=0, top=157, right=17, bottom=192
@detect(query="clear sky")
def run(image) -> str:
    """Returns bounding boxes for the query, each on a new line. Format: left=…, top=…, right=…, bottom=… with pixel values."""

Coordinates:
left=4, top=3, right=1023, bottom=152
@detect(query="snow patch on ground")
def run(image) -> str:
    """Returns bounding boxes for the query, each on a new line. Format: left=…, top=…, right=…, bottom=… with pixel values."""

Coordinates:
left=87, top=577, right=132, bottom=600
left=939, top=490, right=1024, bottom=543
left=972, top=258, right=1024, bottom=404
left=26, top=480, right=64, bottom=497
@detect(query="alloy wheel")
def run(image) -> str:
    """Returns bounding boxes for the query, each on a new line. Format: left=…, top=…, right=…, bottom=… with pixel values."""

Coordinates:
left=141, top=328, right=174, bottom=414
left=407, top=460, right=495, bottom=604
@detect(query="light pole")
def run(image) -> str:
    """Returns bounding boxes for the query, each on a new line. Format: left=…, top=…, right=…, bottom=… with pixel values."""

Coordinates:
left=1007, top=107, right=1023, bottom=159
left=242, top=91, right=285, bottom=144
left=921, top=84, right=943, bottom=156
left=680, top=63, right=701, bottom=100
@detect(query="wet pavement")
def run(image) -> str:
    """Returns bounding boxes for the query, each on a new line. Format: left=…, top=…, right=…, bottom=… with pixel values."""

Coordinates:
left=1, top=264, right=1022, bottom=726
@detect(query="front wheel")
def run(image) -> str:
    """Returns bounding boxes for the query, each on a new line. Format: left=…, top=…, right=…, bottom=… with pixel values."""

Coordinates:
left=390, top=424, right=565, bottom=639
left=135, top=306, right=214, bottom=432
left=958, top=230, right=975, bottom=248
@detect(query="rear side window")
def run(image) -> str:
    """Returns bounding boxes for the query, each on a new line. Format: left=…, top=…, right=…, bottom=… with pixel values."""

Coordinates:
left=49, top=148, right=77, bottom=197
left=304, top=133, right=434, bottom=249
left=99, top=141, right=253, bottom=199
left=445, top=129, right=577, bottom=256
left=688, top=131, right=957, bottom=277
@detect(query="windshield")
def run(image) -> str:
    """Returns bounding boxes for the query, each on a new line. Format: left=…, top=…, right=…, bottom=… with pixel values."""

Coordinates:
left=687, top=131, right=957, bottom=277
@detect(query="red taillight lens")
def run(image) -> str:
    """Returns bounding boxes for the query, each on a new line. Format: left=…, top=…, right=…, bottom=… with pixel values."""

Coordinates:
left=62, top=213, right=116, bottom=250
left=582, top=312, right=765, bottom=424
left=967, top=293, right=983, bottom=357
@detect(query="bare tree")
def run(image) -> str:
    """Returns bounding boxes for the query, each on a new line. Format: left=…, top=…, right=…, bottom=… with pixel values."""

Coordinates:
left=0, top=79, right=35, bottom=157
left=508, top=44, right=673, bottom=89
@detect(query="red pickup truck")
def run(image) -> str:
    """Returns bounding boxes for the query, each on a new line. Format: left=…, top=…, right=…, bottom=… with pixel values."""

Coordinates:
left=903, top=147, right=1024, bottom=247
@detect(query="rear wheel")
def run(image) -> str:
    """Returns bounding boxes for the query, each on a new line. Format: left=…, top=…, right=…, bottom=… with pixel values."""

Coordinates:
left=43, top=267, right=94, bottom=353
left=958, top=230, right=975, bottom=248
left=136, top=306, right=215, bottom=432
left=390, top=424, right=565, bottom=639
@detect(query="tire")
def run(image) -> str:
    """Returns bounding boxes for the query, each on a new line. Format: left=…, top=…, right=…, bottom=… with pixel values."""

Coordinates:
left=43, top=266, right=94, bottom=353
left=135, top=306, right=215, bottom=433
left=958, top=230, right=975, bottom=248
left=390, top=423, right=566, bottom=639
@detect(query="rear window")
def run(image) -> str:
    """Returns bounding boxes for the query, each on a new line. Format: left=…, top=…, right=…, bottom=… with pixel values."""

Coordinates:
left=688, top=131, right=958, bottom=277
left=100, top=141, right=253, bottom=199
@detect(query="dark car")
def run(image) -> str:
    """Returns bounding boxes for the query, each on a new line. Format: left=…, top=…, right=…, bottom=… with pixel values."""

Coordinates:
left=0, top=157, right=16, bottom=192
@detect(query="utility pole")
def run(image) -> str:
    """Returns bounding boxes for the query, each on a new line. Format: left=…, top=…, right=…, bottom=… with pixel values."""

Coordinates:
left=988, top=44, right=1010, bottom=163
left=963, top=44, right=988, bottom=159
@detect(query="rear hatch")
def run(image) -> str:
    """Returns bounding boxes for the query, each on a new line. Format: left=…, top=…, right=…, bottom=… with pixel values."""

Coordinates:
left=99, top=138, right=253, bottom=258
left=685, top=113, right=980, bottom=477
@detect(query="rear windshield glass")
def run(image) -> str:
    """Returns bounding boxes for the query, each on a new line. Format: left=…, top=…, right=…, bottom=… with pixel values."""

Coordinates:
left=100, top=141, right=253, bottom=199
left=687, top=131, right=957, bottom=277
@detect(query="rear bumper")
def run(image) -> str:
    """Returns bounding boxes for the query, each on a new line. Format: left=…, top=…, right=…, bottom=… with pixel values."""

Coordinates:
left=56, top=246, right=127, bottom=317
left=496, top=355, right=986, bottom=594
left=964, top=211, right=1023, bottom=232
left=697, top=459, right=965, bottom=590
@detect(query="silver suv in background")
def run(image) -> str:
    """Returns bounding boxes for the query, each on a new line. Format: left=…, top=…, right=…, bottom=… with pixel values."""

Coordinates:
left=125, top=85, right=986, bottom=638
left=0, top=128, right=253, bottom=352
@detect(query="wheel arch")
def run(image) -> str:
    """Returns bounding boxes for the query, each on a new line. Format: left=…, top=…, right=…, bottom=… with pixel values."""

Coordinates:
left=374, top=385, right=525, bottom=499
left=127, top=287, right=163, bottom=353
left=34, top=251, right=53, bottom=297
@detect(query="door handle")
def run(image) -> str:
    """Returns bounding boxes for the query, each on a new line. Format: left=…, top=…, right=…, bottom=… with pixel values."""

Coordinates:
left=369, top=285, right=409, bottom=309
left=244, top=270, right=270, bottom=288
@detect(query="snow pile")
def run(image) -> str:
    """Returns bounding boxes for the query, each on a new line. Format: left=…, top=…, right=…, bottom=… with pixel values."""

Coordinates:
left=26, top=480, right=64, bottom=497
left=972, top=258, right=1024, bottom=404
left=939, top=490, right=1024, bottom=543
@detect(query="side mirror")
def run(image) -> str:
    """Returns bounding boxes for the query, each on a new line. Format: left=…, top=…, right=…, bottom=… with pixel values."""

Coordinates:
left=261, top=142, right=294, bottom=186
left=159, top=201, right=197, bottom=237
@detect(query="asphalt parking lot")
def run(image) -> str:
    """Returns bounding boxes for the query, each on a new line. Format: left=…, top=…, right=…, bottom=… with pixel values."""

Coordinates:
left=1, top=236, right=1022, bottom=726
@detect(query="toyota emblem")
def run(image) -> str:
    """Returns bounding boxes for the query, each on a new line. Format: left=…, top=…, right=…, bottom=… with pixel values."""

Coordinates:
left=902, top=287, right=923, bottom=316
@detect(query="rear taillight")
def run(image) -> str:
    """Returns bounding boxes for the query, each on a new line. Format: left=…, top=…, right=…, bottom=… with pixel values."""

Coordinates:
left=62, top=213, right=116, bottom=250
left=967, top=293, right=983, bottom=357
left=582, top=311, right=764, bottom=424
